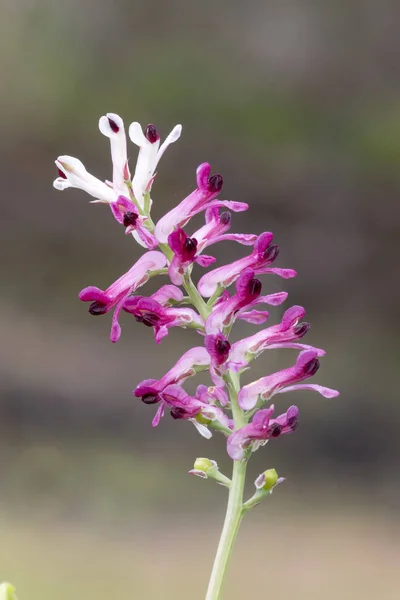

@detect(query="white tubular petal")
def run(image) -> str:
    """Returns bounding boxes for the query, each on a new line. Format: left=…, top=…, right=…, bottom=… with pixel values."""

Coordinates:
left=99, top=113, right=128, bottom=195
left=128, top=122, right=148, bottom=146
left=55, top=156, right=116, bottom=203
left=156, top=124, right=182, bottom=165
left=57, top=155, right=86, bottom=172
left=132, top=147, right=159, bottom=207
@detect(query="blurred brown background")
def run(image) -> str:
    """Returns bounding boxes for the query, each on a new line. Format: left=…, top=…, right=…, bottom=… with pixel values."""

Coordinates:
left=0, top=1, right=399, bottom=598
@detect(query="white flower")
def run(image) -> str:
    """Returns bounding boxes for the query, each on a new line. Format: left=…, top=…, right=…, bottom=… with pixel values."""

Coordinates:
left=129, top=122, right=182, bottom=208
left=53, top=155, right=116, bottom=203
left=98, top=112, right=129, bottom=196
left=54, top=114, right=182, bottom=212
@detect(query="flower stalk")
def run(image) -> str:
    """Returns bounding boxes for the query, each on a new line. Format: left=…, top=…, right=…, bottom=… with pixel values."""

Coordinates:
left=205, top=458, right=247, bottom=600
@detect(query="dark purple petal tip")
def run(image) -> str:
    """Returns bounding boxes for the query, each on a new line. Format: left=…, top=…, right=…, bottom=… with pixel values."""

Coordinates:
left=208, top=173, right=223, bottom=193
left=145, top=124, right=160, bottom=144
left=108, top=117, right=120, bottom=133
left=220, top=211, right=231, bottom=226
left=123, top=211, right=139, bottom=227
left=216, top=337, right=231, bottom=358
left=247, top=278, right=262, bottom=297
left=141, top=393, right=159, bottom=404
left=294, top=322, right=311, bottom=337
left=270, top=423, right=283, bottom=437
left=263, top=244, right=280, bottom=262
left=303, top=357, right=320, bottom=376
left=89, top=301, right=108, bottom=315
left=184, top=237, right=197, bottom=252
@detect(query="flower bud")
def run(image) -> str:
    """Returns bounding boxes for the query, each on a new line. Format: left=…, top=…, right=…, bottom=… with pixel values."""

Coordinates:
left=0, top=583, right=18, bottom=600
left=254, top=468, right=281, bottom=491
left=194, top=457, right=215, bottom=473
left=189, top=458, right=231, bottom=488
left=189, top=457, right=218, bottom=479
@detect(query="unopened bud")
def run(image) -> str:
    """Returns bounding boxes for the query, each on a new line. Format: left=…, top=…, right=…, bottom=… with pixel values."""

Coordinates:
left=194, top=457, right=215, bottom=473
left=189, top=458, right=231, bottom=487
left=189, top=458, right=218, bottom=479
left=255, top=468, right=279, bottom=491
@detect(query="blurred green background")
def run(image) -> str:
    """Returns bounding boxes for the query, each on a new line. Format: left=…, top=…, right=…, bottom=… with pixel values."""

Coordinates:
left=0, top=1, right=399, bottom=598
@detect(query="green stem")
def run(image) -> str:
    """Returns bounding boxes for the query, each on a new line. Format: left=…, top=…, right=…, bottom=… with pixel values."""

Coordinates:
left=183, top=273, right=209, bottom=322
left=205, top=459, right=247, bottom=600
left=205, top=374, right=247, bottom=600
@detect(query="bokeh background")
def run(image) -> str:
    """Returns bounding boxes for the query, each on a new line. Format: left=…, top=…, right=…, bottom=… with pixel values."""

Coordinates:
left=1, top=1, right=399, bottom=598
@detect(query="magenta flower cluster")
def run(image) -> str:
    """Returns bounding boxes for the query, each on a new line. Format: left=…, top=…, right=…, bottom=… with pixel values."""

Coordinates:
left=54, top=114, right=339, bottom=463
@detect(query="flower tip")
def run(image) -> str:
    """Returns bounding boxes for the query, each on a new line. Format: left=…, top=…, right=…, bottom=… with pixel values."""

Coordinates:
left=209, top=173, right=223, bottom=193
left=169, top=123, right=182, bottom=142
left=145, top=124, right=160, bottom=144
left=99, top=113, right=122, bottom=136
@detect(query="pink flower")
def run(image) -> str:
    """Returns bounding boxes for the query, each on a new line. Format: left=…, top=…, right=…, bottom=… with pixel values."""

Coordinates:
left=205, top=268, right=288, bottom=334
left=152, top=384, right=231, bottom=438
left=167, top=228, right=216, bottom=285
left=228, top=305, right=325, bottom=370
left=78, top=251, right=167, bottom=343
left=238, top=349, right=340, bottom=410
left=110, top=195, right=158, bottom=248
left=198, top=232, right=297, bottom=297
left=204, top=333, right=231, bottom=386
left=195, top=384, right=229, bottom=408
left=227, top=405, right=299, bottom=460
left=123, top=284, right=204, bottom=343
left=155, top=163, right=248, bottom=243
left=167, top=208, right=257, bottom=285
left=133, top=346, right=211, bottom=403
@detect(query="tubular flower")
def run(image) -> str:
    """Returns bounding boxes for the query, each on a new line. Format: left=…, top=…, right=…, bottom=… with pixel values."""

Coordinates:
left=78, top=251, right=167, bottom=342
left=227, top=405, right=299, bottom=461
left=205, top=268, right=288, bottom=334
left=198, top=232, right=297, bottom=297
left=155, top=163, right=248, bottom=243
left=152, top=384, right=231, bottom=438
left=191, top=207, right=257, bottom=252
left=110, top=195, right=158, bottom=248
left=129, top=122, right=182, bottom=208
left=167, top=228, right=216, bottom=285
left=53, top=155, right=116, bottom=202
left=167, top=209, right=257, bottom=286
left=228, top=305, right=325, bottom=370
left=204, top=333, right=231, bottom=386
left=195, top=384, right=229, bottom=408
left=238, top=349, right=340, bottom=411
left=133, top=346, right=211, bottom=404
left=98, top=112, right=130, bottom=196
left=123, top=284, right=204, bottom=343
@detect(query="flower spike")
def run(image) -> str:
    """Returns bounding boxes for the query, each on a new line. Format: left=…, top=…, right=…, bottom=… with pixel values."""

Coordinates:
left=54, top=114, right=339, bottom=598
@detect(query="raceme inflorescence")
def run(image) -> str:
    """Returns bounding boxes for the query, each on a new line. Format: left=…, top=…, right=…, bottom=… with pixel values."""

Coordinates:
left=53, top=114, right=339, bottom=599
